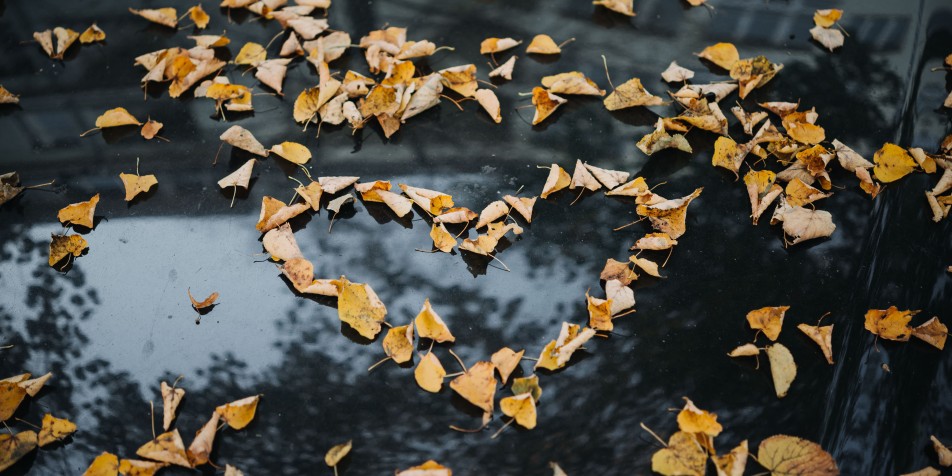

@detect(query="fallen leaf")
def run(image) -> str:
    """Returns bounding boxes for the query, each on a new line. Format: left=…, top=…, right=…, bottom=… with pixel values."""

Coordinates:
left=900, top=467, right=941, bottom=476
left=429, top=223, right=457, bottom=253
left=129, top=7, right=178, bottom=27
left=551, top=462, right=568, bottom=476
left=220, top=125, right=268, bottom=156
left=677, top=397, right=723, bottom=436
left=51, top=27, right=80, bottom=59
left=873, top=143, right=916, bottom=183
left=49, top=234, right=88, bottom=267
left=697, top=42, right=739, bottom=70
left=188, top=5, right=210, bottom=29
left=414, top=352, right=446, bottom=393
left=630, top=256, right=662, bottom=278
left=730, top=55, right=783, bottom=99
left=135, top=430, right=191, bottom=468
left=119, top=459, right=168, bottom=476
left=635, top=188, right=703, bottom=239
left=531, top=87, right=567, bottom=125
left=0, top=431, right=38, bottom=472
left=19, top=372, right=51, bottom=397
left=651, top=431, right=706, bottom=476
left=224, top=465, right=245, bottom=476
left=325, top=440, right=353, bottom=467
left=661, top=61, right=694, bottom=83
left=256, top=58, right=292, bottom=94
left=603, top=77, right=663, bottom=110
left=336, top=276, right=388, bottom=339
left=217, top=159, right=256, bottom=191
left=765, top=343, right=797, bottom=398
left=57, top=193, right=99, bottom=229
left=401, top=74, right=443, bottom=122
left=593, top=0, right=635, bottom=16
left=731, top=105, right=768, bottom=135
left=491, top=347, right=524, bottom=384
left=503, top=195, right=536, bottom=222
left=713, top=440, right=748, bottom=476
left=744, top=170, right=783, bottom=225
left=255, top=196, right=309, bottom=232
left=382, top=324, right=414, bottom=364
left=187, top=289, right=219, bottom=310
left=476, top=200, right=510, bottom=228
left=512, top=375, right=542, bottom=402
left=0, top=380, right=27, bottom=421
left=542, top=72, right=605, bottom=96
left=160, top=381, right=185, bottom=431
left=535, top=322, right=596, bottom=371
left=606, top=279, right=635, bottom=316
left=415, top=299, right=455, bottom=343
left=814, top=9, right=843, bottom=27
left=757, top=435, right=839, bottom=475
left=475, top=89, right=502, bottom=123
left=570, top=159, right=602, bottom=191
left=728, top=343, right=760, bottom=357
left=434, top=207, right=478, bottom=224
left=780, top=207, right=836, bottom=245
left=489, top=56, right=516, bottom=80
left=810, top=26, right=844, bottom=52
left=0, top=86, right=19, bottom=105
left=119, top=172, right=158, bottom=202
left=637, top=119, right=692, bottom=156
left=630, top=232, right=678, bottom=251
left=930, top=435, right=952, bottom=467
left=450, top=361, right=496, bottom=413
left=527, top=34, right=561, bottom=54
left=83, top=452, right=119, bottom=476
left=439, top=64, right=478, bottom=97
left=500, top=393, right=537, bottom=429
left=601, top=258, right=636, bottom=285
left=785, top=178, right=831, bottom=207
left=215, top=395, right=260, bottom=430
left=80, top=24, right=106, bottom=44
left=140, top=120, right=163, bottom=140
left=797, top=324, right=834, bottom=364
left=327, top=194, right=355, bottom=215
left=235, top=42, right=267, bottom=67
left=95, top=107, right=142, bottom=129
left=399, top=184, right=455, bottom=215
left=746, top=306, right=789, bottom=341
left=186, top=412, right=219, bottom=467
left=396, top=460, right=452, bottom=476
left=480, top=37, right=521, bottom=54
left=33, top=29, right=54, bottom=57
left=541, top=164, right=571, bottom=199
left=39, top=413, right=76, bottom=447
left=912, top=316, right=947, bottom=350
left=321, top=176, right=360, bottom=194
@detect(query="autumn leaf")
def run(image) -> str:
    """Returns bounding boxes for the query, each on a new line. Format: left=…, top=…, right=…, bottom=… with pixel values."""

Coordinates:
left=336, top=276, right=388, bottom=339
left=429, top=223, right=457, bottom=253
left=531, top=87, right=567, bottom=125
left=500, top=393, right=537, bottom=429
left=777, top=207, right=836, bottom=245
left=396, top=460, right=452, bottom=476
left=637, top=119, right=692, bottom=156
left=217, top=159, right=256, bottom=194
left=593, top=0, right=635, bottom=16
left=744, top=170, right=783, bottom=225
left=630, top=232, right=678, bottom=251
left=931, top=435, right=952, bottom=467
left=676, top=397, right=723, bottom=437
left=188, top=5, right=210, bottom=28
left=713, top=440, right=749, bottom=476
left=798, top=323, right=834, bottom=364
left=35, top=413, right=76, bottom=447
left=58, top=193, right=99, bottom=229
left=489, top=56, right=516, bottom=80
left=49, top=233, right=88, bottom=267
left=79, top=24, right=106, bottom=44
left=635, top=188, right=703, bottom=239
left=215, top=395, right=261, bottom=430
left=188, top=289, right=219, bottom=310
left=511, top=375, right=543, bottom=402
left=94, top=107, right=142, bottom=129
left=220, top=125, right=268, bottom=157
left=814, top=9, right=843, bottom=27
left=119, top=171, right=158, bottom=202
left=415, top=352, right=446, bottom=393
left=476, top=200, right=510, bottom=228
left=542, top=72, right=605, bottom=96
left=603, top=77, right=663, bottom=110
left=19, top=372, right=51, bottom=397
left=136, top=429, right=192, bottom=467
left=729, top=343, right=761, bottom=358
left=480, top=37, right=521, bottom=54
left=382, top=324, right=414, bottom=364
left=526, top=34, right=562, bottom=54
left=256, top=196, right=309, bottom=233
left=730, top=56, right=784, bottom=99
left=0, top=380, right=27, bottom=421
left=810, top=26, right=844, bottom=52
left=535, top=322, right=596, bottom=371
left=757, top=435, right=839, bottom=475
left=697, top=42, right=740, bottom=70
left=491, top=347, right=524, bottom=384
left=129, top=7, right=178, bottom=28
left=873, top=143, right=916, bottom=183
left=475, top=89, right=502, bottom=123
left=83, top=451, right=119, bottom=476
left=450, top=361, right=497, bottom=413
left=650, top=431, right=706, bottom=476
left=661, top=61, right=694, bottom=83
left=746, top=306, right=789, bottom=341
left=415, top=299, right=455, bottom=343
left=765, top=343, right=796, bottom=398
left=541, top=164, right=571, bottom=199
left=161, top=380, right=185, bottom=430
left=0, top=86, right=19, bottom=105
left=439, top=64, right=478, bottom=97
left=325, top=440, right=353, bottom=468
left=0, top=431, right=38, bottom=472
left=186, top=412, right=219, bottom=467
left=864, top=306, right=916, bottom=342
left=119, top=459, right=168, bottom=476
left=911, top=316, right=947, bottom=350
left=587, top=292, right=615, bottom=331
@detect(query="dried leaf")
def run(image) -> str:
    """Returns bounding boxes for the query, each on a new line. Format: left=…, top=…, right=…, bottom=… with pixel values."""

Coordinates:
left=119, top=172, right=158, bottom=202
left=635, top=188, right=703, bottom=239
left=336, top=276, right=388, bottom=339
left=235, top=42, right=267, bottom=66
left=797, top=324, right=834, bottom=364
left=785, top=178, right=831, bottom=207
left=415, top=299, right=455, bottom=343
left=526, top=34, right=561, bottom=54
left=160, top=381, right=185, bottom=431
left=780, top=207, right=836, bottom=245
left=603, top=77, right=663, bottom=110
left=58, top=193, right=99, bottom=229
left=187, top=289, right=219, bottom=310
left=873, top=143, right=916, bottom=183
left=930, top=435, right=952, bottom=467
left=757, top=435, right=839, bottom=475
left=119, top=459, right=168, bottom=476
left=188, top=5, right=210, bottom=29
left=0, top=86, right=20, bottom=105
left=382, top=324, right=414, bottom=364
left=49, top=234, right=88, bottom=267
left=744, top=170, right=782, bottom=225
left=218, top=159, right=256, bottom=190
left=396, top=460, right=452, bottom=476
left=220, top=125, right=268, bottom=156
left=746, top=306, right=789, bottom=341
left=39, top=413, right=76, bottom=447
left=631, top=232, right=677, bottom=251
left=810, top=26, right=844, bottom=52
left=713, top=440, right=748, bottom=476
left=80, top=24, right=106, bottom=44
left=728, top=343, right=760, bottom=358
left=439, top=64, right=478, bottom=97
left=637, top=119, right=692, bottom=156
left=135, top=430, right=191, bottom=468
left=270, top=141, right=312, bottom=165
left=593, top=0, right=635, bottom=16
left=475, top=89, right=502, bottom=123
left=501, top=393, right=537, bottom=429
left=256, top=58, right=292, bottom=94
left=19, top=372, right=51, bottom=397
left=542, top=72, right=605, bottom=96
left=912, top=316, right=947, bottom=350
left=697, top=42, right=740, bottom=70
left=0, top=431, right=38, bottom=472
left=96, top=107, right=142, bottom=128
left=676, top=398, right=723, bottom=436
left=325, top=440, right=353, bottom=467
left=0, top=381, right=27, bottom=421
left=491, top=347, right=524, bottom=384
left=215, top=395, right=260, bottom=430
left=327, top=194, right=355, bottom=214
left=129, top=7, right=178, bottom=28
left=535, top=322, right=596, bottom=370
left=651, top=431, right=706, bottom=476
left=489, top=56, right=516, bottom=80
left=503, top=195, right=536, bottom=222
left=83, top=451, right=119, bottom=476
left=186, top=412, right=219, bottom=467
left=541, top=164, right=571, bottom=199
left=281, top=257, right=314, bottom=292
left=450, top=361, right=496, bottom=413
left=570, top=159, right=602, bottom=191
left=765, top=344, right=797, bottom=398
left=531, top=87, right=567, bottom=125
left=661, top=61, right=694, bottom=83
left=480, top=37, right=521, bottom=54
left=814, top=9, right=843, bottom=27
left=415, top=352, right=446, bottom=393
left=476, top=200, right=510, bottom=228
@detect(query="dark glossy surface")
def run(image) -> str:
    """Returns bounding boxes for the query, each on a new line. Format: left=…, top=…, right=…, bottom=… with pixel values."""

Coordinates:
left=1, top=0, right=951, bottom=474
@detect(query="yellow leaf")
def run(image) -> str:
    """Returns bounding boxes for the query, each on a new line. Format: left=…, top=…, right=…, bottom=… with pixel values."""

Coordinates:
left=785, top=178, right=831, bottom=207
left=382, top=324, right=414, bottom=364
left=270, top=141, right=312, bottom=164
left=95, top=107, right=142, bottom=128
left=713, top=440, right=748, bottom=476
left=757, top=435, right=839, bottom=475
left=188, top=5, right=210, bottom=29
left=49, top=234, right=88, bottom=267
left=396, top=460, right=452, bottom=476
left=475, top=89, right=502, bottom=123
left=635, top=188, right=703, bottom=239
left=531, top=87, right=567, bottom=125
left=185, top=412, right=219, bottom=467
left=650, top=431, right=706, bottom=476
left=526, top=34, right=561, bottom=54
left=80, top=24, right=106, bottom=44
left=414, top=299, right=454, bottom=343
left=603, top=77, right=663, bottom=110
left=235, top=42, right=267, bottom=66
left=135, top=429, right=192, bottom=468
left=38, top=413, right=77, bottom=447
left=414, top=352, right=446, bottom=393
left=336, top=276, right=388, bottom=339
left=593, top=0, right=634, bottom=16
left=83, top=452, right=119, bottom=476
left=491, top=347, right=524, bottom=384
left=0, top=380, right=27, bottom=421
left=541, top=164, right=571, bottom=199
left=765, top=344, right=797, bottom=398
left=873, top=143, right=916, bottom=183
left=480, top=37, right=521, bottom=54
left=535, top=322, right=596, bottom=371
left=0, top=431, right=37, bottom=472
left=449, top=361, right=496, bottom=413
left=676, top=397, right=723, bottom=437
left=161, top=381, right=185, bottom=430
left=814, top=9, right=843, bottom=27
left=118, top=459, right=168, bottom=476
left=119, top=173, right=158, bottom=202
left=57, top=193, right=99, bottom=229
left=746, top=306, right=789, bottom=341
left=727, top=343, right=760, bottom=358
left=511, top=375, right=543, bottom=402
left=697, top=42, right=740, bottom=70
left=500, top=393, right=537, bottom=429
left=215, top=395, right=261, bottom=430
left=912, top=316, right=947, bottom=350
left=797, top=324, right=834, bottom=364
left=542, top=72, right=604, bottom=96
left=587, top=292, right=614, bottom=332
left=325, top=440, right=353, bottom=467
left=187, top=289, right=219, bottom=309
left=19, top=372, right=51, bottom=397
left=129, top=8, right=178, bottom=28
left=439, top=64, right=477, bottom=98
left=429, top=223, right=456, bottom=253
left=864, top=306, right=916, bottom=342
left=255, top=196, right=309, bottom=233
left=930, top=435, right=952, bottom=467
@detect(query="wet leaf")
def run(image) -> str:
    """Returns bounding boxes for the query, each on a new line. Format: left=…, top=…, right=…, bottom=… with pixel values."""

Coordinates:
left=797, top=324, right=834, bottom=364
left=603, top=77, right=663, bottom=110
left=676, top=398, right=723, bottom=436
left=635, top=188, right=703, bottom=239
left=187, top=289, right=219, bottom=310
left=49, top=234, right=88, bottom=267
left=256, top=58, right=292, bottom=95
left=135, top=429, right=191, bottom=468
left=697, top=42, right=739, bottom=70
left=58, top=193, right=99, bottom=229
left=476, top=200, right=510, bottom=228
left=475, top=89, right=502, bottom=123
left=744, top=170, right=783, bottom=225
left=119, top=459, right=168, bottom=476
left=140, top=120, right=163, bottom=140
left=129, top=7, right=178, bottom=28
left=873, top=143, right=916, bottom=183
left=161, top=381, right=185, bottom=430
left=541, top=164, right=572, bottom=199
left=80, top=24, right=106, bottom=44
left=0, top=86, right=19, bottom=105
left=0, top=380, right=27, bottom=421
left=531, top=87, right=567, bottom=125
left=651, top=431, right=706, bottom=476
left=911, top=316, right=947, bottom=350
left=235, top=42, right=267, bottom=67
left=215, top=395, right=261, bottom=430
left=439, top=64, right=478, bottom=97
left=415, top=299, right=455, bottom=343
left=542, top=72, right=605, bottom=96
left=83, top=451, right=119, bottom=476
left=864, top=306, right=916, bottom=342
left=186, top=412, right=219, bottom=467
left=396, top=460, right=452, bottom=476
left=500, top=393, right=537, bottom=429
left=119, top=172, right=158, bottom=202
left=19, top=372, right=52, bottom=397
left=383, top=324, right=414, bottom=364
left=480, top=37, right=521, bottom=54
left=535, top=322, right=596, bottom=371
left=630, top=232, right=678, bottom=251
left=450, top=361, right=496, bottom=413
left=336, top=276, right=388, bottom=339
left=713, top=440, right=749, bottom=476
left=325, top=440, right=353, bottom=467
left=255, top=196, right=309, bottom=232
left=527, top=34, right=561, bottom=54
left=489, top=56, right=516, bottom=80
left=218, top=159, right=256, bottom=190
left=414, top=352, right=446, bottom=393
left=813, top=9, right=843, bottom=27
left=765, top=343, right=796, bottom=398
left=188, top=5, right=210, bottom=29
left=95, top=107, right=142, bottom=128
left=429, top=223, right=457, bottom=253
left=0, top=431, right=37, bottom=471
left=220, top=125, right=268, bottom=156
left=491, top=347, right=524, bottom=384
left=757, top=435, right=839, bottom=475
left=637, top=119, right=692, bottom=156
left=511, top=375, right=543, bottom=402
left=746, top=306, right=789, bottom=341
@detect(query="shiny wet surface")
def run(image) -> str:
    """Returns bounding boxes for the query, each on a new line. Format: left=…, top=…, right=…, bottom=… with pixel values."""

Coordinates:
left=1, top=0, right=951, bottom=474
